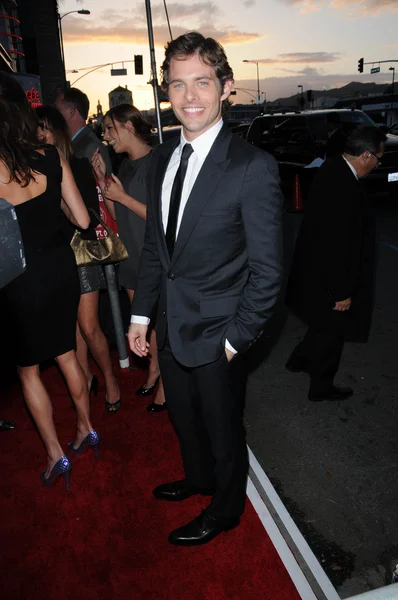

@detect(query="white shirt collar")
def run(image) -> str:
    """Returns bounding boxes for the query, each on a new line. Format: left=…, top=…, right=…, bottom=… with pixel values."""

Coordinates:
left=72, top=125, right=86, bottom=142
left=343, top=155, right=358, bottom=180
left=179, top=119, right=223, bottom=161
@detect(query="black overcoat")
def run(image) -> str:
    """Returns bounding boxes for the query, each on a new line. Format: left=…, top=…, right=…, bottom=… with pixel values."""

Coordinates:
left=286, top=156, right=375, bottom=342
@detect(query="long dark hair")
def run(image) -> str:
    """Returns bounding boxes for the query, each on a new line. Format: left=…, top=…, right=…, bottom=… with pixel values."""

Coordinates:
left=0, top=72, right=40, bottom=186
left=104, top=104, right=153, bottom=145
left=36, top=105, right=73, bottom=161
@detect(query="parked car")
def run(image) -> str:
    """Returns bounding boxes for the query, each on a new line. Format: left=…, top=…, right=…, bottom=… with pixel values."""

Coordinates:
left=246, top=109, right=398, bottom=199
left=388, top=121, right=398, bottom=137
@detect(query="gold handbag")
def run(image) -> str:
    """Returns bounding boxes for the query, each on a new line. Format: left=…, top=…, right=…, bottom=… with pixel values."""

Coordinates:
left=70, top=209, right=128, bottom=267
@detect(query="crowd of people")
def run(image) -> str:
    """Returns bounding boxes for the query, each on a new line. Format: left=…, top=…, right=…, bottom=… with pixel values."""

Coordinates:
left=0, top=30, right=386, bottom=546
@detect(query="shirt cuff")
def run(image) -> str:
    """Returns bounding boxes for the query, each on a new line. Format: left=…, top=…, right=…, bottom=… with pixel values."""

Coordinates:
left=225, top=339, right=237, bottom=354
left=130, top=315, right=150, bottom=325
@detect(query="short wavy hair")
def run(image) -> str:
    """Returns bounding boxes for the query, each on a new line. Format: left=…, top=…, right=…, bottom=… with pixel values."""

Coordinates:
left=160, top=31, right=234, bottom=113
left=344, top=125, right=387, bottom=157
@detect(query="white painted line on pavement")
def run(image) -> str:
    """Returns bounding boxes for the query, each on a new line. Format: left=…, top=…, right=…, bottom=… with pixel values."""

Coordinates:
left=247, top=445, right=341, bottom=600
left=246, top=477, right=319, bottom=600
left=345, top=584, right=398, bottom=600
left=378, top=241, right=398, bottom=252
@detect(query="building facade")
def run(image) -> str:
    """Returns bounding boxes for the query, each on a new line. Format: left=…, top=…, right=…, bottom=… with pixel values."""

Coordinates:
left=109, top=85, right=133, bottom=109
left=17, top=0, right=65, bottom=103
left=0, top=0, right=25, bottom=72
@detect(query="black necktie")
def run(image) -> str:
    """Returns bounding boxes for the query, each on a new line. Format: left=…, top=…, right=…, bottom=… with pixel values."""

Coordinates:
left=165, top=143, right=194, bottom=257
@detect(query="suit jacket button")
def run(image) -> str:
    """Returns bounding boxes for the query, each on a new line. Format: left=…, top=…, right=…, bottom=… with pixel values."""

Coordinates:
left=162, top=311, right=166, bottom=316
left=168, top=273, right=175, bottom=280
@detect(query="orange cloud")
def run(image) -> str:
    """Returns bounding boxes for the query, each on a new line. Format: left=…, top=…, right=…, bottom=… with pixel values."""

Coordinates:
left=62, top=4, right=263, bottom=47
left=280, top=0, right=398, bottom=14
left=255, top=52, right=342, bottom=65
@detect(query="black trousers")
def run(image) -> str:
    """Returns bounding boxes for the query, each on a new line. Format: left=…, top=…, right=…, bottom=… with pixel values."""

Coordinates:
left=288, top=325, right=345, bottom=394
left=158, top=339, right=248, bottom=519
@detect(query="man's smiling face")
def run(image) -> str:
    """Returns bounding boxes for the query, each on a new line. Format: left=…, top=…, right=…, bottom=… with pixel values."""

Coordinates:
left=167, top=53, right=232, bottom=142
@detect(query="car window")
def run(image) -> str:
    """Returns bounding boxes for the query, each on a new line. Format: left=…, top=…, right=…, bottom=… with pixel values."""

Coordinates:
left=247, top=116, right=282, bottom=144
left=389, top=124, right=398, bottom=136
left=275, top=117, right=307, bottom=131
left=338, top=112, right=375, bottom=126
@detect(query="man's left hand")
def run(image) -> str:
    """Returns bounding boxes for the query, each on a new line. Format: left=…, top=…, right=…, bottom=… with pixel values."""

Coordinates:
left=225, top=348, right=235, bottom=362
left=333, top=297, right=351, bottom=311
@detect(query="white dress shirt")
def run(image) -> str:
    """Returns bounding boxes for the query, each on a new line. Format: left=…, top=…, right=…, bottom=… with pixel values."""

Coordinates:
left=131, top=118, right=237, bottom=354
left=343, top=155, right=358, bottom=179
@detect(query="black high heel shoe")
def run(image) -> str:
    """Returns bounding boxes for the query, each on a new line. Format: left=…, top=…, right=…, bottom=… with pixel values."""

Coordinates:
left=68, top=430, right=101, bottom=458
left=41, top=455, right=72, bottom=490
left=136, top=375, right=160, bottom=397
left=89, top=375, right=99, bottom=397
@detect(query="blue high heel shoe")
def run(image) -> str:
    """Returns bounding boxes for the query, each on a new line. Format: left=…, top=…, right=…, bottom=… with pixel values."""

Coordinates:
left=68, top=430, right=101, bottom=458
left=40, top=455, right=72, bottom=490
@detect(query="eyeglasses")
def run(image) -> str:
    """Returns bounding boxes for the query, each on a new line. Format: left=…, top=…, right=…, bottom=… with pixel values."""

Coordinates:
left=367, top=150, right=381, bottom=168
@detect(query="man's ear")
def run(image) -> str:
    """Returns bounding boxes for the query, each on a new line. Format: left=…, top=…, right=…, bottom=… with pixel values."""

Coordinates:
left=221, top=79, right=233, bottom=101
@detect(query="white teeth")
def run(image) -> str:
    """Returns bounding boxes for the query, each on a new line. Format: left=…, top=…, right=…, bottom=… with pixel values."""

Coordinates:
left=184, top=108, right=204, bottom=113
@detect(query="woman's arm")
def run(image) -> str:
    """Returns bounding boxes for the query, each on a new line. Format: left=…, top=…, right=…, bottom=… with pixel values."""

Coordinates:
left=59, top=150, right=90, bottom=230
left=103, top=174, right=147, bottom=221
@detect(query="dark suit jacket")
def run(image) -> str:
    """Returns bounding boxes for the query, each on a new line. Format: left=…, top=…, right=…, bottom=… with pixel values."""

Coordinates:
left=72, top=126, right=112, bottom=176
left=286, top=155, right=375, bottom=341
left=131, top=124, right=283, bottom=368
left=325, top=128, right=348, bottom=160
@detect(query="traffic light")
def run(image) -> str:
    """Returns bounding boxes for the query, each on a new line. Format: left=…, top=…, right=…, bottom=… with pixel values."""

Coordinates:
left=306, top=90, right=313, bottom=102
left=134, top=55, right=143, bottom=75
left=358, top=58, right=364, bottom=73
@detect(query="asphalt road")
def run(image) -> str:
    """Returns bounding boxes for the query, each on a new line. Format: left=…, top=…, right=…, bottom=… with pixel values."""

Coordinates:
left=245, top=192, right=398, bottom=598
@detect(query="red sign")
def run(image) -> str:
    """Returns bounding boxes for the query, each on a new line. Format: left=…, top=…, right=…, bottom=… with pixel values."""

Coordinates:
left=94, top=176, right=119, bottom=240
left=25, top=86, right=42, bottom=108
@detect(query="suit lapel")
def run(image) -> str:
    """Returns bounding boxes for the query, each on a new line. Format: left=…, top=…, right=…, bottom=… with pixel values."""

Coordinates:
left=151, top=138, right=179, bottom=269
left=170, top=125, right=232, bottom=267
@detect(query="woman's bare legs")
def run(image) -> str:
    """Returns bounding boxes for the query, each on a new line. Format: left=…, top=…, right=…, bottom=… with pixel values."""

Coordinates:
left=18, top=363, right=64, bottom=476
left=77, top=291, right=119, bottom=406
left=75, top=321, right=90, bottom=383
left=56, top=350, right=93, bottom=446
left=126, top=288, right=164, bottom=405
left=18, top=350, right=93, bottom=476
left=149, top=328, right=165, bottom=406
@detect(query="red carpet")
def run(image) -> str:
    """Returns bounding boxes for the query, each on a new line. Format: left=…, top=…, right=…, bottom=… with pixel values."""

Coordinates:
left=0, top=357, right=301, bottom=600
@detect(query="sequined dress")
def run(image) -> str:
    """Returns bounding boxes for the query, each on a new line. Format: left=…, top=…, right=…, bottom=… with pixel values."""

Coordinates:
left=4, top=146, right=80, bottom=367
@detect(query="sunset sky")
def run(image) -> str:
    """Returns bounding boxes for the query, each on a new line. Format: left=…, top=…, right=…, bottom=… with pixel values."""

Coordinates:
left=60, top=0, right=398, bottom=114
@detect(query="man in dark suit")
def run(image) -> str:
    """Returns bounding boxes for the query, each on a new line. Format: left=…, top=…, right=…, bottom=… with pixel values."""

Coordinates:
left=324, top=112, right=348, bottom=160
left=55, top=87, right=111, bottom=173
left=128, top=32, right=283, bottom=546
left=286, top=126, right=386, bottom=401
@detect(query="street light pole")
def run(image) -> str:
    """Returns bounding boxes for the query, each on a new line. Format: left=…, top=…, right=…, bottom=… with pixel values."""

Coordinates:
left=297, top=84, right=304, bottom=109
left=58, top=10, right=90, bottom=84
left=243, top=59, right=262, bottom=105
left=389, top=67, right=395, bottom=125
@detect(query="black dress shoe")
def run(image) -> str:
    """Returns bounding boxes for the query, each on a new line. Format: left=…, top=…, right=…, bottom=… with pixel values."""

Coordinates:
left=0, top=420, right=16, bottom=431
left=146, top=401, right=167, bottom=413
left=136, top=376, right=160, bottom=397
left=153, top=479, right=215, bottom=501
left=169, top=511, right=240, bottom=546
left=308, top=386, right=353, bottom=402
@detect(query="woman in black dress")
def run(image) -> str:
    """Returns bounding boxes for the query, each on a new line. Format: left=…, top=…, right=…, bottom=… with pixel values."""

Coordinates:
left=92, top=104, right=166, bottom=412
left=36, top=106, right=120, bottom=413
left=1, top=73, right=100, bottom=488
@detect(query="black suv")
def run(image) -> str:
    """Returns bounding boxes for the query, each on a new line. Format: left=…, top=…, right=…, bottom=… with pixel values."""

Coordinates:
left=246, top=109, right=398, bottom=198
